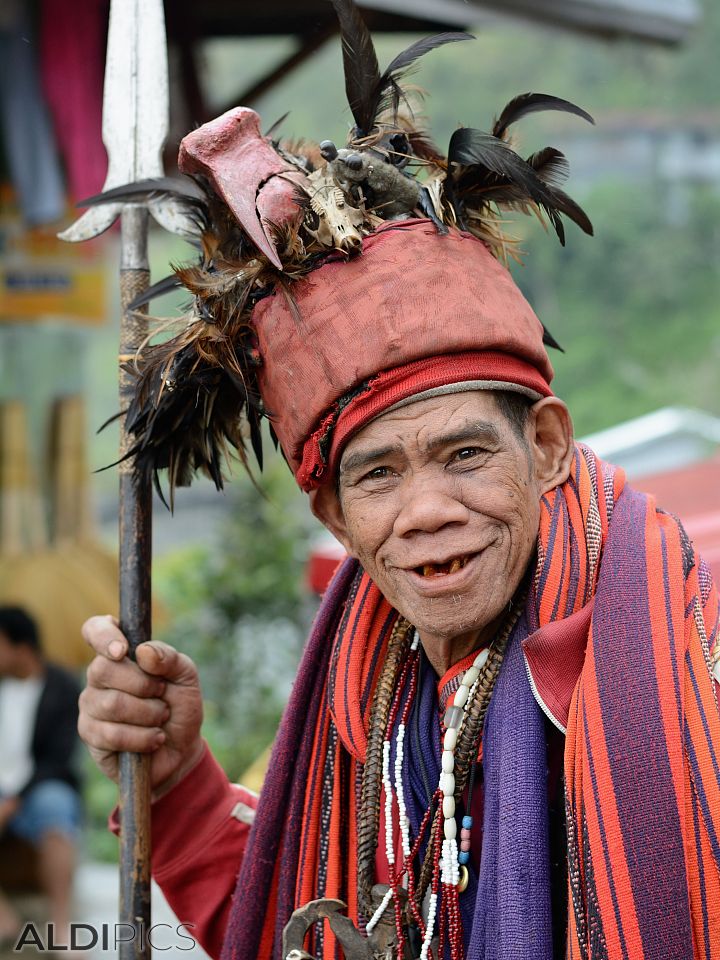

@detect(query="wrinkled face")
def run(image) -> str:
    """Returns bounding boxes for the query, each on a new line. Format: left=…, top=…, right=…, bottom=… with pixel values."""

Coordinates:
left=317, top=391, right=571, bottom=653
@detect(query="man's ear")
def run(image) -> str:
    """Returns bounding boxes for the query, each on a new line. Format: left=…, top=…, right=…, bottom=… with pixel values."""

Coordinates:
left=308, top=485, right=358, bottom=558
left=528, top=397, right=574, bottom=496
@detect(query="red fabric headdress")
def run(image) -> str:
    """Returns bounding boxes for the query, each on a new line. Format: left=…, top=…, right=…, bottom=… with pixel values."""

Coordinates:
left=252, top=220, right=554, bottom=489
left=87, top=0, right=592, bottom=499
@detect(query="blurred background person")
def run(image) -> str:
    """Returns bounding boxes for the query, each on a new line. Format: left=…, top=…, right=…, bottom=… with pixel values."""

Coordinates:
left=0, top=606, right=81, bottom=948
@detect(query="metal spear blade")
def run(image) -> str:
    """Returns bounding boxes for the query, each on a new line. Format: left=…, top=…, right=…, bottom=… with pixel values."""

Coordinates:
left=59, top=0, right=168, bottom=242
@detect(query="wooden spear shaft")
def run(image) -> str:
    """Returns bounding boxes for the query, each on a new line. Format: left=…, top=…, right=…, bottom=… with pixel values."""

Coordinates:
left=117, top=205, right=153, bottom=960
left=57, top=0, right=169, bottom=948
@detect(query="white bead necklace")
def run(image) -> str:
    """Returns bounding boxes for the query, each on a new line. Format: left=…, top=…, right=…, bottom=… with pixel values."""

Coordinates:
left=422, top=644, right=489, bottom=959
left=366, top=629, right=492, bottom=954
left=366, top=629, right=421, bottom=936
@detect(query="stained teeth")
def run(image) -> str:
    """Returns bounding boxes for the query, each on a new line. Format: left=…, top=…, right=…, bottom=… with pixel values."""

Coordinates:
left=419, top=556, right=470, bottom=577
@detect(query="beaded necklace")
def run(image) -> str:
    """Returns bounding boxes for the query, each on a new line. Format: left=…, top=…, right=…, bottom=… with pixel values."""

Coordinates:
left=358, top=590, right=526, bottom=959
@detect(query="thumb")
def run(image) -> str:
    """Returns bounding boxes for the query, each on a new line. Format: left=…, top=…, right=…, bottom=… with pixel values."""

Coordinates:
left=135, top=641, right=198, bottom=686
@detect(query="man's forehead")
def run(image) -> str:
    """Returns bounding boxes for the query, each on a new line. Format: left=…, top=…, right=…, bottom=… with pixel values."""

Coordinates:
left=339, top=391, right=507, bottom=468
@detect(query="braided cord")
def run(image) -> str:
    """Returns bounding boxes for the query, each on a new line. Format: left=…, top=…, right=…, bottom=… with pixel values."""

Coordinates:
left=357, top=616, right=414, bottom=917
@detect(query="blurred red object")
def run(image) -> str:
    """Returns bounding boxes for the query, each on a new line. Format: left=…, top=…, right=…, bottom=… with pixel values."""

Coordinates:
left=307, top=537, right=347, bottom=595
left=637, top=456, right=720, bottom=581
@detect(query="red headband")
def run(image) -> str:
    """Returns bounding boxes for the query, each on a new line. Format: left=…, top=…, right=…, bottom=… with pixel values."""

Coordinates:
left=252, top=220, right=554, bottom=488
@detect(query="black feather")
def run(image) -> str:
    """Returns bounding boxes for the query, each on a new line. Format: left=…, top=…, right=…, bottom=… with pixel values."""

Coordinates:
left=543, top=185, right=594, bottom=236
left=77, top=176, right=206, bottom=208
left=331, top=0, right=381, bottom=136
left=384, top=32, right=473, bottom=79
left=449, top=129, right=550, bottom=196
left=525, top=147, right=570, bottom=188
left=249, top=413, right=263, bottom=470
left=332, top=1, right=472, bottom=138
left=493, top=93, right=594, bottom=140
left=448, top=129, right=591, bottom=244
left=417, top=185, right=448, bottom=234
left=127, top=274, right=182, bottom=311
left=375, top=33, right=473, bottom=120
left=542, top=325, right=564, bottom=351
left=265, top=112, right=290, bottom=139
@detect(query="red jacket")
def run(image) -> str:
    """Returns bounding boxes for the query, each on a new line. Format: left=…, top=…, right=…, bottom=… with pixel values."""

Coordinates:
left=111, top=599, right=719, bottom=958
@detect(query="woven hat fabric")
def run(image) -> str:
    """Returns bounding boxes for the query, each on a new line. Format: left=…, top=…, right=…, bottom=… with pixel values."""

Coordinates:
left=253, top=219, right=554, bottom=482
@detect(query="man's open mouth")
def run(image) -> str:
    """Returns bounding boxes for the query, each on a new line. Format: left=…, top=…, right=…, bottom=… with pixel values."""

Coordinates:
left=414, top=554, right=475, bottom=577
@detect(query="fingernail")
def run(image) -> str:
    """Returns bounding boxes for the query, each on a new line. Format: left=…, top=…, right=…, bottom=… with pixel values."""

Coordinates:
left=152, top=644, right=165, bottom=661
left=156, top=731, right=166, bottom=746
left=109, top=640, right=124, bottom=659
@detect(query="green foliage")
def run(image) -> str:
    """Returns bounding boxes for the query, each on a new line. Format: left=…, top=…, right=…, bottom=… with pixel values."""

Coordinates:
left=82, top=753, right=119, bottom=864
left=153, top=454, right=317, bottom=780
left=513, top=184, right=720, bottom=434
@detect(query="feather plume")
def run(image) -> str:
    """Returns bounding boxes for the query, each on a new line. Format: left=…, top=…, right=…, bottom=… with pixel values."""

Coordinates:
left=77, top=176, right=206, bottom=207
left=117, top=0, right=595, bottom=500
left=127, top=274, right=182, bottom=311
left=542, top=324, right=564, bottom=352
left=331, top=0, right=381, bottom=136
left=332, top=0, right=471, bottom=139
left=374, top=33, right=472, bottom=123
left=447, top=128, right=592, bottom=245
left=525, top=147, right=570, bottom=187
left=492, top=93, right=594, bottom=140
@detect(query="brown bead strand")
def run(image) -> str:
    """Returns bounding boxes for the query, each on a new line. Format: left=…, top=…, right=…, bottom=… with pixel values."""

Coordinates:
left=412, top=586, right=527, bottom=913
left=357, top=616, right=414, bottom=918
left=452, top=587, right=527, bottom=799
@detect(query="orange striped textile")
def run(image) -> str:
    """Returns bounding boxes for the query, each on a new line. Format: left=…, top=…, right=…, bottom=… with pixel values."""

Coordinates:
left=223, top=444, right=720, bottom=959
left=539, top=446, right=720, bottom=959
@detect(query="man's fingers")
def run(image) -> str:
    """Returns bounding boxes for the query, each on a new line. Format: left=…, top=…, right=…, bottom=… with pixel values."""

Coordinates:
left=79, top=715, right=166, bottom=755
left=80, top=688, right=169, bottom=728
left=135, top=641, right=198, bottom=686
left=82, top=615, right=128, bottom=661
left=86, top=655, right=166, bottom=699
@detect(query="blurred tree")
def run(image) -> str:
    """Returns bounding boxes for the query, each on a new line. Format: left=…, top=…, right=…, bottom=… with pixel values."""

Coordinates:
left=153, top=454, right=318, bottom=779
left=514, top=184, right=720, bottom=433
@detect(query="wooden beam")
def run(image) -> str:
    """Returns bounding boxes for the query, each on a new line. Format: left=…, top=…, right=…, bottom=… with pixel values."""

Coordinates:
left=215, top=25, right=337, bottom=115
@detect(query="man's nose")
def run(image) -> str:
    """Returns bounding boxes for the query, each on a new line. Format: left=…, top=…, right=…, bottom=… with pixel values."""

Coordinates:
left=392, top=479, right=471, bottom=538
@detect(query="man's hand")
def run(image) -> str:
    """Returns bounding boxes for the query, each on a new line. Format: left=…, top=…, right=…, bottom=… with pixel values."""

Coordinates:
left=79, top=616, right=204, bottom=800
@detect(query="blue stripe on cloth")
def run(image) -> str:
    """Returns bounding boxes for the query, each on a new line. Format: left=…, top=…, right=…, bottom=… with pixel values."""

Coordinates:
left=659, top=526, right=685, bottom=730
left=590, top=487, right=693, bottom=958
left=686, top=656, right=720, bottom=786
left=468, top=618, right=553, bottom=960
left=689, top=778, right=711, bottom=960
left=581, top=708, right=630, bottom=960
left=684, top=720, right=720, bottom=866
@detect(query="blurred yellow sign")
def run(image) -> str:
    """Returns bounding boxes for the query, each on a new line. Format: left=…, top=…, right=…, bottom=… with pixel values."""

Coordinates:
left=0, top=185, right=109, bottom=325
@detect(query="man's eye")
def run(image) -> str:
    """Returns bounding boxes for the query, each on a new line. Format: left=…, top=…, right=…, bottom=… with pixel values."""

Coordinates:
left=454, top=447, right=482, bottom=461
left=363, top=466, right=391, bottom=481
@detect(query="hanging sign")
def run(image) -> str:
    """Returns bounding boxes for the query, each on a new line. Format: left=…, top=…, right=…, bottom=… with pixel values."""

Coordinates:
left=0, top=186, right=109, bottom=325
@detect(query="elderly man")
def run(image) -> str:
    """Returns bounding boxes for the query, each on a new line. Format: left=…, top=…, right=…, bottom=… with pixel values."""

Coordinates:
left=77, top=3, right=720, bottom=959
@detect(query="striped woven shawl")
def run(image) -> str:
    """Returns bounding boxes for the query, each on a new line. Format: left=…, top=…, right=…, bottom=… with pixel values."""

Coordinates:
left=222, top=444, right=720, bottom=959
